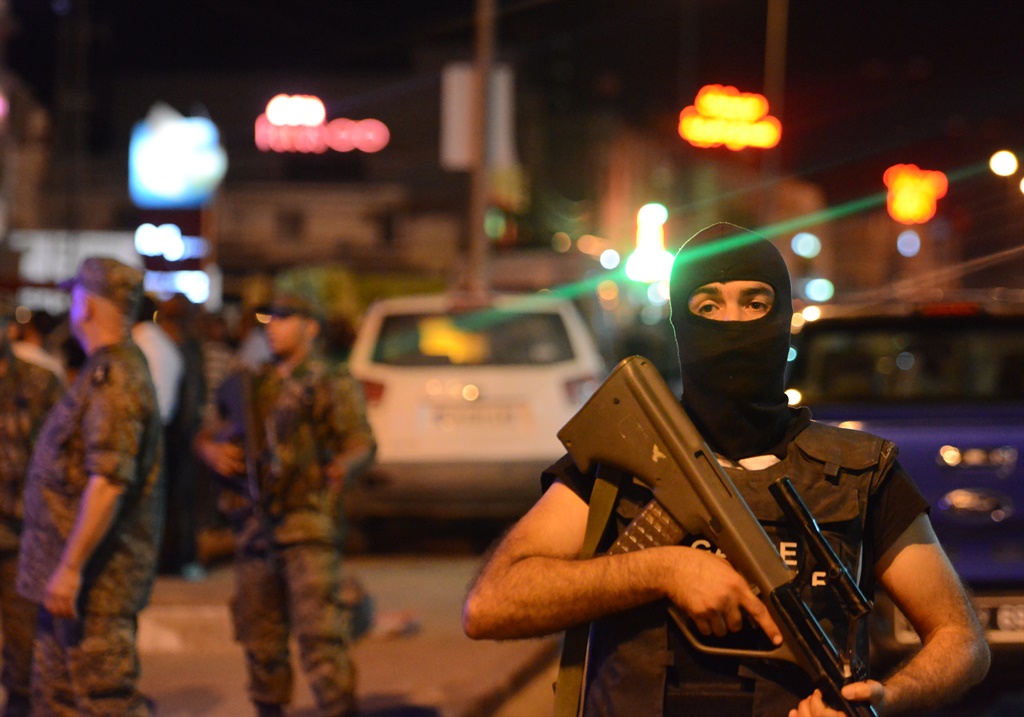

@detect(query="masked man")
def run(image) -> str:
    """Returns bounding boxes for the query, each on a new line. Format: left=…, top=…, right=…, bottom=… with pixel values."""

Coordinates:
left=463, top=223, right=989, bottom=717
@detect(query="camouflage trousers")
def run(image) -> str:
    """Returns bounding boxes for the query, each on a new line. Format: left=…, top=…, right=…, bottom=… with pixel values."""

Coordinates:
left=30, top=610, right=150, bottom=717
left=0, top=547, right=37, bottom=713
left=231, top=542, right=355, bottom=717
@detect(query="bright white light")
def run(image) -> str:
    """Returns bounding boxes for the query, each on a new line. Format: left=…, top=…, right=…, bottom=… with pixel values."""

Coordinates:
left=625, top=248, right=675, bottom=283
left=791, top=232, right=821, bottom=258
left=599, top=249, right=621, bottom=269
left=805, top=278, right=835, bottom=302
left=785, top=388, right=802, bottom=406
left=897, top=230, right=921, bottom=257
left=135, top=223, right=182, bottom=257
left=265, top=94, right=326, bottom=127
left=801, top=306, right=822, bottom=322
left=990, top=150, right=1018, bottom=177
left=143, top=270, right=210, bottom=304
left=637, top=203, right=668, bottom=225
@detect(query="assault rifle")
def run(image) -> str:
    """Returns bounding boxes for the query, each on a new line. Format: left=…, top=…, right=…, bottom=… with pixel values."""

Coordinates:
left=557, top=356, right=876, bottom=717
left=241, top=371, right=265, bottom=512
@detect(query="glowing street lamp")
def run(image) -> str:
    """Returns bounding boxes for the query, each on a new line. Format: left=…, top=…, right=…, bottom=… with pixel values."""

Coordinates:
left=883, top=164, right=947, bottom=224
left=624, top=203, right=675, bottom=283
left=989, top=150, right=1018, bottom=177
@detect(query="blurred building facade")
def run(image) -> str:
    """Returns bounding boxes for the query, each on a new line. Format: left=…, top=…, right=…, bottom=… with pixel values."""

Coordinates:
left=0, top=4, right=987, bottom=320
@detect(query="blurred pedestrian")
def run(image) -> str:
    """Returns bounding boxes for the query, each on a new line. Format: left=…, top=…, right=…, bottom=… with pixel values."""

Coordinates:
left=195, top=291, right=375, bottom=717
left=237, top=306, right=273, bottom=370
left=16, top=257, right=163, bottom=716
left=132, top=295, right=184, bottom=425
left=0, top=296, right=63, bottom=717
left=195, top=309, right=239, bottom=565
left=11, top=309, right=67, bottom=385
left=199, top=309, right=238, bottom=425
left=156, top=294, right=207, bottom=580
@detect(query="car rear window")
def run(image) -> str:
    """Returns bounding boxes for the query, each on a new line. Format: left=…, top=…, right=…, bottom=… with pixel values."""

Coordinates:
left=371, top=309, right=576, bottom=366
left=788, top=316, right=1024, bottom=403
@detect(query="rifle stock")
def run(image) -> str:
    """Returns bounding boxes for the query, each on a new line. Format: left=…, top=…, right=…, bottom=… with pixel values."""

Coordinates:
left=557, top=356, right=876, bottom=717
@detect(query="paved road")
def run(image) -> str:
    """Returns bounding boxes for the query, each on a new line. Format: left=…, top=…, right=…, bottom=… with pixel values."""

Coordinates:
left=137, top=556, right=559, bottom=717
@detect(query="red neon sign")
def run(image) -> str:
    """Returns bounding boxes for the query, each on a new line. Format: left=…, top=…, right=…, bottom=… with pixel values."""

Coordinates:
left=254, top=94, right=390, bottom=154
left=678, top=84, right=781, bottom=150
left=883, top=164, right=948, bottom=224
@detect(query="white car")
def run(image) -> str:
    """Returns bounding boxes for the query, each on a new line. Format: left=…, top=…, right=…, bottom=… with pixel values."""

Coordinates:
left=346, top=291, right=607, bottom=522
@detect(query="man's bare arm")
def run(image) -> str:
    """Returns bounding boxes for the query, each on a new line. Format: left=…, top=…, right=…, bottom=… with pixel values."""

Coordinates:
left=868, top=513, right=990, bottom=714
left=45, top=474, right=125, bottom=618
left=797, top=513, right=991, bottom=717
left=463, top=482, right=780, bottom=643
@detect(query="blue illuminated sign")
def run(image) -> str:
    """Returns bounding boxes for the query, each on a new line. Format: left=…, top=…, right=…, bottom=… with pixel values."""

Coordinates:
left=129, top=104, right=227, bottom=209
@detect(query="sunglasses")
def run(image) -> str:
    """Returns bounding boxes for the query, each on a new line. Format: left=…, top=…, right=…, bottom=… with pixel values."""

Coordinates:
left=256, top=306, right=312, bottom=321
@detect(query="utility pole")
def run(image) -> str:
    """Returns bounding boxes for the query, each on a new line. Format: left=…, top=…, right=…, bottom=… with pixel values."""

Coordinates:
left=54, top=0, right=91, bottom=229
left=465, top=0, right=495, bottom=295
left=759, top=0, right=788, bottom=226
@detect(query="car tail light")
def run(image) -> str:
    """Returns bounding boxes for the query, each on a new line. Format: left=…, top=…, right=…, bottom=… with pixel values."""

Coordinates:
left=360, top=380, right=385, bottom=406
left=565, top=374, right=600, bottom=405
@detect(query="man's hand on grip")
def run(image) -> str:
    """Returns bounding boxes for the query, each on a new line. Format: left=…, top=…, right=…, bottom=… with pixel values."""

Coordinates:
left=662, top=546, right=783, bottom=645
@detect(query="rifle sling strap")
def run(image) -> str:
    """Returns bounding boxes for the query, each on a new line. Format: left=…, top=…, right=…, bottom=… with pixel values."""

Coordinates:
left=553, top=464, right=626, bottom=717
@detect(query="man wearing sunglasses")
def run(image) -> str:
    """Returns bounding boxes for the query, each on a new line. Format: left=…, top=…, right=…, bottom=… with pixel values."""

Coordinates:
left=195, top=292, right=375, bottom=717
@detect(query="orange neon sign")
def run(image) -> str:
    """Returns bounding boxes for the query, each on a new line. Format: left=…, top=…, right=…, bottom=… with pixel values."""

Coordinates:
left=883, top=164, right=948, bottom=224
left=678, top=84, right=781, bottom=150
left=254, top=94, right=390, bottom=154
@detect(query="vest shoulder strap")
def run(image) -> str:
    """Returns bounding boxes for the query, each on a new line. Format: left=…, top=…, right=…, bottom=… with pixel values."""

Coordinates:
left=794, top=421, right=897, bottom=474
left=553, top=464, right=629, bottom=717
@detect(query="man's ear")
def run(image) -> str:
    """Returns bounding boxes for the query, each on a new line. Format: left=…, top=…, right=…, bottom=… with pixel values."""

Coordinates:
left=82, top=291, right=98, bottom=321
left=305, top=318, right=321, bottom=342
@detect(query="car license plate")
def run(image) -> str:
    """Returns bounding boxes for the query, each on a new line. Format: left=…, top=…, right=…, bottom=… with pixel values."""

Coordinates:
left=893, top=596, right=1024, bottom=645
left=431, top=404, right=526, bottom=429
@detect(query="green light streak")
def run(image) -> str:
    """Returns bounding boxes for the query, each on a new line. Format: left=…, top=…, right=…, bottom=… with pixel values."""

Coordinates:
left=545, top=159, right=994, bottom=302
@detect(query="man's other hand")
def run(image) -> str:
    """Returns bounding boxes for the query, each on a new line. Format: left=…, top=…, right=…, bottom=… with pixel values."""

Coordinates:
left=44, top=562, right=83, bottom=619
left=789, top=684, right=885, bottom=717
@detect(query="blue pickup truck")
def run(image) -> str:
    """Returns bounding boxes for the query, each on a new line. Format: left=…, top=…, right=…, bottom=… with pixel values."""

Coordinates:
left=785, top=295, right=1024, bottom=671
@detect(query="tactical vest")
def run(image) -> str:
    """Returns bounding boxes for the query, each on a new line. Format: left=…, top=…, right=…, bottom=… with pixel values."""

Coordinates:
left=581, top=421, right=897, bottom=717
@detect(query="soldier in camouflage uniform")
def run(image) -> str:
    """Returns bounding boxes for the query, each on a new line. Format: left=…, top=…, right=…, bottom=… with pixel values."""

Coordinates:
left=0, top=296, right=63, bottom=717
left=195, top=292, right=375, bottom=717
left=16, top=257, right=163, bottom=717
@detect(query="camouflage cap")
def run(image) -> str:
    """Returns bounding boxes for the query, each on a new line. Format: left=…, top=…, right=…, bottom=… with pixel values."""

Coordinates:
left=59, top=256, right=145, bottom=317
left=265, top=291, right=321, bottom=320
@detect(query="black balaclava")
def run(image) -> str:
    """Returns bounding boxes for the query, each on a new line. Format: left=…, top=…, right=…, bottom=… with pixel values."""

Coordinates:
left=669, top=222, right=798, bottom=460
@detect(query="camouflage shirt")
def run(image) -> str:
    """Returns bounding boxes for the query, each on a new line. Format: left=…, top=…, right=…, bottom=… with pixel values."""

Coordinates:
left=0, top=352, right=63, bottom=550
left=213, top=356, right=375, bottom=548
left=17, top=341, right=163, bottom=615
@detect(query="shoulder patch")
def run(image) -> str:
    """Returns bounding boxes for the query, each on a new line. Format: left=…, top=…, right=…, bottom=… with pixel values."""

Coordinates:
left=91, top=363, right=110, bottom=386
left=794, top=421, right=887, bottom=472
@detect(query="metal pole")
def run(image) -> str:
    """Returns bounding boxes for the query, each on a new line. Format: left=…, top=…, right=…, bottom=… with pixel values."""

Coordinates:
left=466, top=0, right=495, bottom=295
left=759, top=0, right=788, bottom=225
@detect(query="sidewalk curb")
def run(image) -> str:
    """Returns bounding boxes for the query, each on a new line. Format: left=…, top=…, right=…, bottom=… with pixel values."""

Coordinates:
left=456, top=638, right=561, bottom=717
